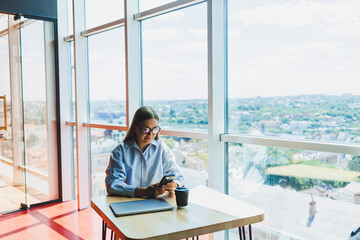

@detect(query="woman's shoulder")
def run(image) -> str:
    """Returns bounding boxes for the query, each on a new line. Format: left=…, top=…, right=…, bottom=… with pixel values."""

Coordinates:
left=112, top=141, right=133, bottom=152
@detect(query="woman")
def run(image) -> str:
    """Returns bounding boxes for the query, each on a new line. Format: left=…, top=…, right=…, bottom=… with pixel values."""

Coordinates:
left=105, top=106, right=184, bottom=198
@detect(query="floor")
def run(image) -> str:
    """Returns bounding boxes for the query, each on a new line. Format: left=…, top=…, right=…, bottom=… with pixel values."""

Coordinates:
left=0, top=171, right=48, bottom=213
left=0, top=200, right=212, bottom=240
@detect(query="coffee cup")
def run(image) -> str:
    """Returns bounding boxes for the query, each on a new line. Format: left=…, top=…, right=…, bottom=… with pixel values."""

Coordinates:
left=175, top=187, right=189, bottom=207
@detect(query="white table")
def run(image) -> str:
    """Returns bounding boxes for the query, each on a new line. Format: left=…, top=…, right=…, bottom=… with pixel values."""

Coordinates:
left=91, top=185, right=264, bottom=240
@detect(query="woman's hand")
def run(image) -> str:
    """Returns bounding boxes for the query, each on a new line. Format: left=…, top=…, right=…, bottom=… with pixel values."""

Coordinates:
left=162, top=181, right=177, bottom=197
left=152, top=183, right=167, bottom=197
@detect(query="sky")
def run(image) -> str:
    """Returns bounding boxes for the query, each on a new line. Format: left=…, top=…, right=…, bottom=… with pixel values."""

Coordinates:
left=85, top=0, right=360, bottom=101
left=1, top=0, right=360, bottom=102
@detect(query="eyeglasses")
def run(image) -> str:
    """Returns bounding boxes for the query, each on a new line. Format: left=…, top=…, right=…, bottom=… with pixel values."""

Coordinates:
left=139, top=125, right=161, bottom=135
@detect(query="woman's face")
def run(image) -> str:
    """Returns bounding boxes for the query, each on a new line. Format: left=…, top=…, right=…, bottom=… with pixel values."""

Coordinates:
left=135, top=118, right=160, bottom=150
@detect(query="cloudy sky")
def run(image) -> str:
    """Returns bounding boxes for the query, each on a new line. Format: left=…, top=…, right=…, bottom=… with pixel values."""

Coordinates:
left=85, top=0, right=360, bottom=101
left=2, top=0, right=360, bottom=101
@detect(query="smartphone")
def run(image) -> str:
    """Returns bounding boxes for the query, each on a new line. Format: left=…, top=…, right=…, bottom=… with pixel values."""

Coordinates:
left=159, top=175, right=175, bottom=186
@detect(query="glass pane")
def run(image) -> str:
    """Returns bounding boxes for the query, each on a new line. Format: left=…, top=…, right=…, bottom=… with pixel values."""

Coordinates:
left=90, top=128, right=124, bottom=197
left=0, top=27, right=15, bottom=213
left=85, top=0, right=124, bottom=29
left=71, top=126, right=77, bottom=199
left=228, top=143, right=360, bottom=239
left=88, top=28, right=126, bottom=125
left=228, top=0, right=360, bottom=144
left=161, top=136, right=208, bottom=188
left=69, top=41, right=75, bottom=121
left=139, top=0, right=174, bottom=12
left=0, top=14, right=8, bottom=31
left=142, top=4, right=208, bottom=132
left=0, top=97, right=5, bottom=129
left=67, top=0, right=73, bottom=35
left=20, top=19, right=58, bottom=205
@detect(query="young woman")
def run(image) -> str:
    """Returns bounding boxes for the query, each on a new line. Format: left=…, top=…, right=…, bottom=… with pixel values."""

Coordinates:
left=105, top=106, right=184, bottom=198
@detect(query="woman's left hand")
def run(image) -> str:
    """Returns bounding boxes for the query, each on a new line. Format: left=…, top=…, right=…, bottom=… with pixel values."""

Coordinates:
left=162, top=181, right=177, bottom=196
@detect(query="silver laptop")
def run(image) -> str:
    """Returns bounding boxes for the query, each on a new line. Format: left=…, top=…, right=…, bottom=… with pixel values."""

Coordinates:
left=109, top=198, right=174, bottom=217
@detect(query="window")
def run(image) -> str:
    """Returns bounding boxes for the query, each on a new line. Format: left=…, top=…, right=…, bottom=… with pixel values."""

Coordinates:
left=90, top=128, right=124, bottom=197
left=228, top=143, right=360, bottom=239
left=227, top=0, right=360, bottom=238
left=161, top=136, right=208, bottom=188
left=87, top=28, right=126, bottom=125
left=142, top=3, right=208, bottom=132
left=228, top=0, right=360, bottom=143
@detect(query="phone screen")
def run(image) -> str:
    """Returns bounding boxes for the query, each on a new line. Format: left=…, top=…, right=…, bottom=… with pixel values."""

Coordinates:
left=159, top=175, right=175, bottom=186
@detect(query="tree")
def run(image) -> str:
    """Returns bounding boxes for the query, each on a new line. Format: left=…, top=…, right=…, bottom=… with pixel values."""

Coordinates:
left=164, top=138, right=175, bottom=149
left=348, top=155, right=360, bottom=172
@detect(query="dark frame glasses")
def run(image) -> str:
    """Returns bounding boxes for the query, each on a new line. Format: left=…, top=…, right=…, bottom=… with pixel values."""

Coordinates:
left=139, top=125, right=161, bottom=135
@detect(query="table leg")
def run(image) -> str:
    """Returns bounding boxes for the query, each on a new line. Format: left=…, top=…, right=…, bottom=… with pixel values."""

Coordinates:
left=249, top=225, right=252, bottom=239
left=102, top=220, right=106, bottom=240
left=238, top=225, right=252, bottom=240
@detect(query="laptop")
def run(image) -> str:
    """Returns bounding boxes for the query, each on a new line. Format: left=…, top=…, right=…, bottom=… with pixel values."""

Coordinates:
left=109, top=198, right=174, bottom=217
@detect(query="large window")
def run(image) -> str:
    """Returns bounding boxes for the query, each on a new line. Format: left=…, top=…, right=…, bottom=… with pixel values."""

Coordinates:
left=87, top=28, right=126, bottom=124
left=64, top=2, right=360, bottom=238
left=228, top=0, right=360, bottom=143
left=142, top=3, right=208, bottom=132
left=227, top=0, right=360, bottom=239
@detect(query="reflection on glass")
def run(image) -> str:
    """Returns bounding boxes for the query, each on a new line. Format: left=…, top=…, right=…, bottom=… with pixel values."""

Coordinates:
left=85, top=0, right=124, bottom=29
left=90, top=128, right=125, bottom=197
left=142, top=4, right=208, bottom=132
left=228, top=0, right=360, bottom=143
left=161, top=136, right=208, bottom=188
left=228, top=143, right=360, bottom=239
left=87, top=28, right=126, bottom=125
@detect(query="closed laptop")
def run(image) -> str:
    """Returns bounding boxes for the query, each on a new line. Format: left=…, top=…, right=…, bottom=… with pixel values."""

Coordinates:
left=109, top=198, right=174, bottom=217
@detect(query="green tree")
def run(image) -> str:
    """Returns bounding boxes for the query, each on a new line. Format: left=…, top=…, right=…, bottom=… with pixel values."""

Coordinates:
left=348, top=155, right=360, bottom=172
left=164, top=137, right=175, bottom=149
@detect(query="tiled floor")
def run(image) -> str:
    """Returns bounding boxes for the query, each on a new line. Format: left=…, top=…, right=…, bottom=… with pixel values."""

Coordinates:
left=0, top=201, right=103, bottom=240
left=0, top=166, right=49, bottom=213
left=0, top=200, right=212, bottom=240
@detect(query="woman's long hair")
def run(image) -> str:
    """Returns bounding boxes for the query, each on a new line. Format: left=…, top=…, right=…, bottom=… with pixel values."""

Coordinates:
left=123, top=106, right=160, bottom=142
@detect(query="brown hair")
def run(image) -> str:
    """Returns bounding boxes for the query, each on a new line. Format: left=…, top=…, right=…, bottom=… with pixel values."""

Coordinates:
left=123, top=106, right=160, bottom=142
